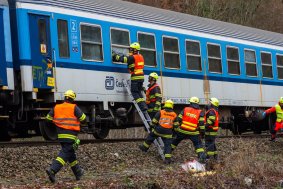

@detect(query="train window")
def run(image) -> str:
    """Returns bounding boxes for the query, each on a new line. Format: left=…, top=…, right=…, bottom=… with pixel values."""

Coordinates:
left=163, top=36, right=180, bottom=69
left=138, top=32, right=156, bottom=67
left=207, top=43, right=222, bottom=73
left=245, top=50, right=257, bottom=77
left=111, top=28, right=130, bottom=61
left=186, top=40, right=201, bottom=71
left=261, top=52, right=273, bottom=78
left=57, top=20, right=69, bottom=58
left=276, top=54, right=283, bottom=79
left=227, top=46, right=240, bottom=75
left=80, top=24, right=103, bottom=61
left=38, top=19, right=48, bottom=54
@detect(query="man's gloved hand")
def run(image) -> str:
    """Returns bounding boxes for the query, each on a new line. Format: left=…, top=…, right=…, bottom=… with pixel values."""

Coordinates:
left=73, top=138, right=80, bottom=150
left=142, top=87, right=146, bottom=94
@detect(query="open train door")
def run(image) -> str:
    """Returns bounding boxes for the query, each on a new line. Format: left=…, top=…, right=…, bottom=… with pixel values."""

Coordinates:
left=0, top=8, right=7, bottom=86
left=29, top=14, right=55, bottom=90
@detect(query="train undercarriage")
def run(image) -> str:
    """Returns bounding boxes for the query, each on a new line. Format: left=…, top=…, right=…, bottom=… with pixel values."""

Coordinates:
left=0, top=87, right=276, bottom=141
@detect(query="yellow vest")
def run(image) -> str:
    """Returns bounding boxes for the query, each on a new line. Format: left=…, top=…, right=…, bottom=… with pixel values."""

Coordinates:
left=275, top=104, right=283, bottom=122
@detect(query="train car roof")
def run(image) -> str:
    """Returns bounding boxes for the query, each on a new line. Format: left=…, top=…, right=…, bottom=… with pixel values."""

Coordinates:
left=0, top=0, right=8, bottom=6
left=15, top=0, right=283, bottom=48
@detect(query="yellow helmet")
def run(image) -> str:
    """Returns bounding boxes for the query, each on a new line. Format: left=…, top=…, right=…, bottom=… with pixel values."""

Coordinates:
left=130, top=42, right=141, bottom=51
left=164, top=100, right=174, bottom=109
left=279, top=97, right=283, bottom=104
left=149, top=72, right=158, bottom=80
left=210, top=97, right=219, bottom=107
left=64, top=90, right=76, bottom=100
left=189, top=97, right=200, bottom=104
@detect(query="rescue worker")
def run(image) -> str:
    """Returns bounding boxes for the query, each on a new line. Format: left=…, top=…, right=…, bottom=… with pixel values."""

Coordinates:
left=45, top=90, right=86, bottom=183
left=171, top=97, right=206, bottom=163
left=112, top=42, right=147, bottom=112
left=204, top=98, right=220, bottom=160
left=146, top=72, right=162, bottom=119
left=139, top=100, right=178, bottom=164
left=262, top=97, right=283, bottom=141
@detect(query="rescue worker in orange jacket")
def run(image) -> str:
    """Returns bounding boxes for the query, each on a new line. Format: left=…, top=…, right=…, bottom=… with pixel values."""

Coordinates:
left=112, top=42, right=147, bottom=111
left=171, top=97, right=206, bottom=163
left=146, top=72, right=162, bottom=119
left=204, top=98, right=220, bottom=160
left=262, top=97, right=283, bottom=141
left=139, top=100, right=178, bottom=164
left=45, top=90, right=86, bottom=183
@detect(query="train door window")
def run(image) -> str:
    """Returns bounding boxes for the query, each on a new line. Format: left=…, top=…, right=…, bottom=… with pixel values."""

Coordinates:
left=261, top=52, right=273, bottom=78
left=276, top=54, right=283, bottom=79
left=245, top=49, right=257, bottom=77
left=227, top=46, right=240, bottom=75
left=111, top=28, right=130, bottom=63
left=38, top=19, right=48, bottom=54
left=57, top=19, right=70, bottom=58
left=138, top=32, right=156, bottom=67
left=80, top=24, right=103, bottom=61
left=207, top=43, right=222, bottom=73
left=163, top=36, right=180, bottom=69
left=186, top=40, right=201, bottom=71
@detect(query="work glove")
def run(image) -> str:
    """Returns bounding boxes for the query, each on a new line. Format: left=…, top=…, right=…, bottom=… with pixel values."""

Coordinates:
left=73, top=138, right=80, bottom=150
left=142, top=87, right=146, bottom=94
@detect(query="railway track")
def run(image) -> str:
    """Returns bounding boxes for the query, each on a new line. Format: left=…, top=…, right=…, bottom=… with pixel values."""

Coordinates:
left=0, top=133, right=282, bottom=148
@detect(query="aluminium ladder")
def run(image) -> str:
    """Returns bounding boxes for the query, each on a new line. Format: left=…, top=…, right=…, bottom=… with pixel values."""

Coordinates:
left=122, top=79, right=165, bottom=160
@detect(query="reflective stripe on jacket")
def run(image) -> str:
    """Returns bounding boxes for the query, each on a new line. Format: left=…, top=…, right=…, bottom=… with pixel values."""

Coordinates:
left=130, top=54, right=144, bottom=80
left=53, top=102, right=80, bottom=131
left=146, top=83, right=158, bottom=104
left=159, top=110, right=177, bottom=129
left=275, top=104, right=283, bottom=122
left=205, top=108, right=219, bottom=132
left=180, top=107, right=201, bottom=131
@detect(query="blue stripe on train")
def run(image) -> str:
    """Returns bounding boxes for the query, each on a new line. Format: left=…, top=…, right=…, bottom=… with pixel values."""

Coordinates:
left=19, top=59, right=282, bottom=86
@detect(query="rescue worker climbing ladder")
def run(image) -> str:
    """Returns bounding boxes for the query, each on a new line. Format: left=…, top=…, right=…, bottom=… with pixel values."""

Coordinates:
left=146, top=72, right=162, bottom=119
left=112, top=42, right=147, bottom=112
left=171, top=97, right=206, bottom=163
left=45, top=90, right=86, bottom=183
left=139, top=100, right=178, bottom=164
left=204, top=97, right=220, bottom=160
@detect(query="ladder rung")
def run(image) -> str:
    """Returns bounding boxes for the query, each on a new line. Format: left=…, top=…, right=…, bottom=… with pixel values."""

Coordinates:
left=0, top=115, right=9, bottom=119
left=34, top=116, right=46, bottom=120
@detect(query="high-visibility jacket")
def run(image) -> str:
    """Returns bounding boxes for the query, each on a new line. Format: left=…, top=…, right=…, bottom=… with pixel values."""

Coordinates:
left=275, top=104, right=283, bottom=122
left=130, top=54, right=144, bottom=80
left=146, top=83, right=158, bottom=104
left=159, top=109, right=177, bottom=129
left=205, top=108, right=219, bottom=132
left=180, top=107, right=201, bottom=131
left=53, top=102, right=80, bottom=131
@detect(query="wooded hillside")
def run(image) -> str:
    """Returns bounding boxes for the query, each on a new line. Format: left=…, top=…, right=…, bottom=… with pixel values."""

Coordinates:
left=125, top=0, right=283, bottom=34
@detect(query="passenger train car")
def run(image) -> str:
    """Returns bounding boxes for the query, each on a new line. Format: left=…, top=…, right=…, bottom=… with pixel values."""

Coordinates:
left=2, top=0, right=283, bottom=140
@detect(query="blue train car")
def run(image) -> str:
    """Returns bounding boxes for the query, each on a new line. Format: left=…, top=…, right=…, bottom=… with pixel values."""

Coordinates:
left=5, top=0, right=283, bottom=140
left=0, top=0, right=14, bottom=140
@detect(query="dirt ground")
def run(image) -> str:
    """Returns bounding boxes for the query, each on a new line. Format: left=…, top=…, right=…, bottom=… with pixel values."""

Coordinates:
left=0, top=137, right=282, bottom=189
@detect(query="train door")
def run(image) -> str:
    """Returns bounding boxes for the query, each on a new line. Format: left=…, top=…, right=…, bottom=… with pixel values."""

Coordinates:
left=29, top=14, right=54, bottom=89
left=0, top=9, right=7, bottom=86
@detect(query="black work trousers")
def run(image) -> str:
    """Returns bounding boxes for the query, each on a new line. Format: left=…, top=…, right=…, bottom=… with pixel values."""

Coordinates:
left=50, top=142, right=80, bottom=174
left=131, top=80, right=147, bottom=111
left=205, top=135, right=217, bottom=159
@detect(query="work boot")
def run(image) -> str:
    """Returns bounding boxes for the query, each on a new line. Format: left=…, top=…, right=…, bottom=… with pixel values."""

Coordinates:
left=139, top=145, right=148, bottom=152
left=72, top=165, right=84, bottom=181
left=164, top=158, right=172, bottom=164
left=46, top=168, right=56, bottom=183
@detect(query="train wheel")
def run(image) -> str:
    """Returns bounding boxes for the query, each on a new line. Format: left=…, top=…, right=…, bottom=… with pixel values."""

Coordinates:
left=93, top=123, right=110, bottom=139
left=0, top=121, right=11, bottom=141
left=39, top=121, right=57, bottom=141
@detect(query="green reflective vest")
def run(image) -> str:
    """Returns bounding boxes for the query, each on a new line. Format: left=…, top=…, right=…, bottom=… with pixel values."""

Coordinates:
left=275, top=104, right=283, bottom=122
